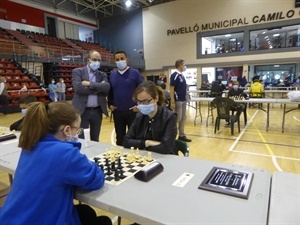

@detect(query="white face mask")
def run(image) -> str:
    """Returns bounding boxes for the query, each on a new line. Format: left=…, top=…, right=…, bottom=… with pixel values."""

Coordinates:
left=67, top=130, right=79, bottom=142
left=21, top=108, right=27, bottom=116
left=183, top=65, right=187, bottom=71
left=90, top=61, right=100, bottom=71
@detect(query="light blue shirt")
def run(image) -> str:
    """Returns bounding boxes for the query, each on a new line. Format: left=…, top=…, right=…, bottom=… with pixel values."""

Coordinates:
left=86, top=66, right=98, bottom=107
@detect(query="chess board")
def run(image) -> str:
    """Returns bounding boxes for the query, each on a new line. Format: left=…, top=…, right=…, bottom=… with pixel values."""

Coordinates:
left=229, top=96, right=245, bottom=100
left=91, top=149, right=155, bottom=186
left=0, top=127, right=17, bottom=142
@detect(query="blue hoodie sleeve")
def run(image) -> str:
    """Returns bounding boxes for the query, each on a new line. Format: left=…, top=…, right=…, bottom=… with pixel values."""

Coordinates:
left=62, top=147, right=105, bottom=191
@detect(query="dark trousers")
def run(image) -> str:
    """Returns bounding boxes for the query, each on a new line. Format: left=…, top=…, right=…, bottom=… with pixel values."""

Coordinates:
left=113, top=110, right=136, bottom=146
left=0, top=95, right=9, bottom=114
left=79, top=106, right=103, bottom=142
left=75, top=204, right=112, bottom=225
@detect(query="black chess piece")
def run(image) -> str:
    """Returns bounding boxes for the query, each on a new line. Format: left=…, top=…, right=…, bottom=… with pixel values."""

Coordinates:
left=111, top=161, right=116, bottom=171
left=106, top=165, right=113, bottom=176
left=117, top=157, right=123, bottom=169
left=93, top=157, right=100, bottom=163
left=114, top=169, right=120, bottom=181
left=119, top=169, right=126, bottom=179
left=99, top=164, right=104, bottom=172
left=105, top=158, right=109, bottom=166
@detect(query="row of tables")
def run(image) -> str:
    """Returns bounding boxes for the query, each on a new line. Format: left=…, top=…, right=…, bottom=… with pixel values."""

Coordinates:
left=190, top=97, right=300, bottom=132
left=0, top=137, right=299, bottom=225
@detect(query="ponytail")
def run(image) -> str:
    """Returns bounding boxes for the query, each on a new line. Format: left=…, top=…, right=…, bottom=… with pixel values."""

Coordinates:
left=18, top=102, right=49, bottom=151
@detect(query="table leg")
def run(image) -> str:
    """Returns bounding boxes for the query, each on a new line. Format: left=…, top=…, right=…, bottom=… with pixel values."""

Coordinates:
left=266, top=103, right=270, bottom=132
left=282, top=103, right=286, bottom=133
left=206, top=102, right=210, bottom=126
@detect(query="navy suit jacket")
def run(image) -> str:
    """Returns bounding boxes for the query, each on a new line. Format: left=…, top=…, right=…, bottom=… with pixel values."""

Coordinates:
left=72, top=66, right=110, bottom=116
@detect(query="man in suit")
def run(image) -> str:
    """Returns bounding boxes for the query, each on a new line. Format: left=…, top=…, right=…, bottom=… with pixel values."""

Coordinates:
left=72, top=50, right=110, bottom=142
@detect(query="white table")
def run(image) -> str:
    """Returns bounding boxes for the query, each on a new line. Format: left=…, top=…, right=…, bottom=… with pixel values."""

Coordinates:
left=0, top=140, right=271, bottom=225
left=191, top=97, right=277, bottom=131
left=76, top=144, right=271, bottom=225
left=268, top=171, right=300, bottom=225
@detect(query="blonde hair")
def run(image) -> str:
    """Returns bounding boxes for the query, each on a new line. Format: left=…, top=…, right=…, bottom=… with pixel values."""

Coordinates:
left=19, top=101, right=79, bottom=151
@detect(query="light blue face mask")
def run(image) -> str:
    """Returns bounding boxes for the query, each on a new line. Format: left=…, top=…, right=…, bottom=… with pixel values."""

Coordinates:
left=137, top=104, right=155, bottom=115
left=90, top=61, right=100, bottom=71
left=116, top=60, right=127, bottom=70
left=233, top=85, right=239, bottom=90
left=183, top=65, right=187, bottom=71
left=67, top=130, right=79, bottom=142
left=21, top=108, right=27, bottom=116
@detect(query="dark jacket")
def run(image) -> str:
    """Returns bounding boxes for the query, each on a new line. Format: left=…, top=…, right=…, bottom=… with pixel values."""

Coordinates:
left=228, top=88, right=247, bottom=98
left=10, top=118, right=24, bottom=131
left=123, top=106, right=177, bottom=154
left=72, top=66, right=110, bottom=116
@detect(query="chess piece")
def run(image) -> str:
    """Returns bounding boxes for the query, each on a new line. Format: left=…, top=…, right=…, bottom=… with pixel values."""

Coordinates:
left=106, top=165, right=113, bottom=175
left=147, top=152, right=153, bottom=162
left=114, top=169, right=120, bottom=181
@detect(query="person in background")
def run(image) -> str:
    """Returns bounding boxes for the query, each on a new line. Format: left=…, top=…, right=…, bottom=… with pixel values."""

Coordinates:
left=169, top=59, right=191, bottom=142
left=210, top=81, right=224, bottom=97
left=0, top=101, right=112, bottom=225
left=57, top=77, right=66, bottom=101
left=160, top=82, right=170, bottom=108
left=0, top=76, right=9, bottom=116
left=72, top=50, right=110, bottom=142
left=239, top=76, right=247, bottom=87
left=293, top=77, right=300, bottom=87
left=123, top=81, right=177, bottom=154
left=228, top=81, right=248, bottom=98
left=10, top=94, right=37, bottom=131
left=48, top=78, right=58, bottom=102
left=250, top=79, right=264, bottom=97
left=108, top=50, right=143, bottom=146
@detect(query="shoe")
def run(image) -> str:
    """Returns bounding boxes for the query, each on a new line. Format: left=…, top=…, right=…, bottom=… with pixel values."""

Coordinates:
left=178, top=136, right=192, bottom=142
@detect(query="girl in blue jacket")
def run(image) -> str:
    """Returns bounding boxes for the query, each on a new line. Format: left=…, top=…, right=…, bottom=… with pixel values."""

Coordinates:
left=0, top=101, right=111, bottom=225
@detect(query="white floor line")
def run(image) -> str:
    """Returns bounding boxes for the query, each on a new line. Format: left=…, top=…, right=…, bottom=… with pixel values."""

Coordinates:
left=293, top=116, right=300, bottom=122
left=111, top=216, right=118, bottom=224
left=231, top=149, right=300, bottom=161
left=272, top=156, right=283, bottom=171
left=229, top=110, right=259, bottom=152
left=110, top=128, right=116, bottom=146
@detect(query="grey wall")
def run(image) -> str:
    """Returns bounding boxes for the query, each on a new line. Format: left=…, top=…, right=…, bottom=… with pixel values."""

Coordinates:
left=94, top=9, right=144, bottom=60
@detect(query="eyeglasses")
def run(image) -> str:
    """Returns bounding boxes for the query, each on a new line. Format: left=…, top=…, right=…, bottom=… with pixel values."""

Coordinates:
left=137, top=98, right=152, bottom=105
left=72, top=127, right=84, bottom=135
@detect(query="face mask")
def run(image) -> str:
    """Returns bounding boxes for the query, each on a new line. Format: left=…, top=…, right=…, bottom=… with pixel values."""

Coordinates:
left=183, top=66, right=187, bottom=71
left=61, top=80, right=64, bottom=83
left=137, top=104, right=155, bottom=115
left=21, top=108, right=27, bottom=116
left=90, top=61, right=100, bottom=71
left=233, top=85, right=239, bottom=90
left=116, top=60, right=127, bottom=70
left=67, top=130, right=79, bottom=142
left=51, top=81, right=55, bottom=84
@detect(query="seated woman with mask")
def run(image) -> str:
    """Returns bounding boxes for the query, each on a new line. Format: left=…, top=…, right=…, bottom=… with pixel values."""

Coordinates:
left=123, top=81, right=177, bottom=154
left=1, top=101, right=112, bottom=225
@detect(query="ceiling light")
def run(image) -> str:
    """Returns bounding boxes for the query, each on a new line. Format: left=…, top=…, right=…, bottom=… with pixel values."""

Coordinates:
left=125, top=0, right=132, bottom=7
left=148, top=0, right=154, bottom=2
left=273, top=34, right=280, bottom=37
left=225, top=34, right=231, bottom=37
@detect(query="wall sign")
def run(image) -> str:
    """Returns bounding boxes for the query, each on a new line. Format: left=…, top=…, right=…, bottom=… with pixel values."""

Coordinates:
left=167, top=9, right=299, bottom=36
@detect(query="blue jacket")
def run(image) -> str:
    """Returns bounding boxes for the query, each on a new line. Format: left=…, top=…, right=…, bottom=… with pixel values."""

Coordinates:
left=0, top=134, right=105, bottom=225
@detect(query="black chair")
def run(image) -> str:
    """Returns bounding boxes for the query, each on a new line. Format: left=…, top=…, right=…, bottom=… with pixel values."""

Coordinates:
left=209, top=92, right=223, bottom=97
left=175, top=140, right=189, bottom=157
left=212, top=97, right=241, bottom=135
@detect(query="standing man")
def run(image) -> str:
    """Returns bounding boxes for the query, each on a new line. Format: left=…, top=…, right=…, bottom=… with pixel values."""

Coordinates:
left=108, top=50, right=143, bottom=146
left=170, top=59, right=191, bottom=142
left=72, top=50, right=110, bottom=142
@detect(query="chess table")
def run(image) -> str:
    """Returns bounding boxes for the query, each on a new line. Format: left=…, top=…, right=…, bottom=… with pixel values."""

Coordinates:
left=190, top=97, right=299, bottom=132
left=1, top=137, right=299, bottom=225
